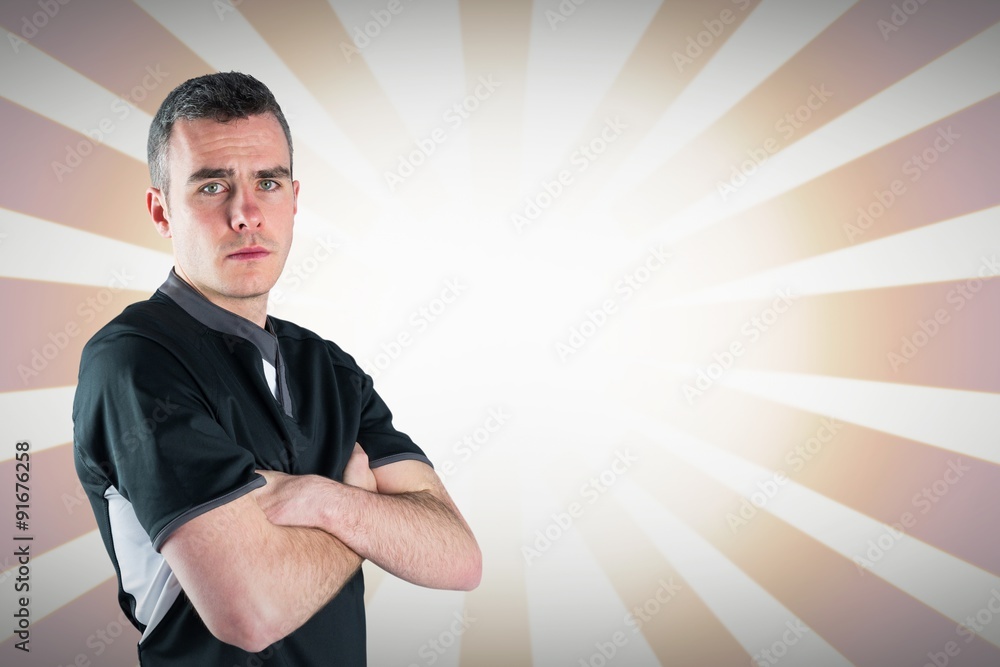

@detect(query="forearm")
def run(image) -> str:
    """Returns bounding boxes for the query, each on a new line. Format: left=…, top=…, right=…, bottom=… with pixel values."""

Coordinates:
left=252, top=524, right=363, bottom=641
left=256, top=460, right=481, bottom=592
left=314, top=481, right=480, bottom=590
left=163, top=496, right=363, bottom=653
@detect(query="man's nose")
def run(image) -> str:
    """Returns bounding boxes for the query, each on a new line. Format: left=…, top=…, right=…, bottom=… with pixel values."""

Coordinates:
left=230, top=188, right=263, bottom=231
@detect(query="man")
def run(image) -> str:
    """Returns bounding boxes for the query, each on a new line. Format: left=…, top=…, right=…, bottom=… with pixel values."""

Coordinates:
left=72, top=72, right=481, bottom=665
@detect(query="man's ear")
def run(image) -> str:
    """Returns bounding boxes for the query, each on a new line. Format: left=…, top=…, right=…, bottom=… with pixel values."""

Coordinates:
left=292, top=179, right=300, bottom=215
left=147, top=187, right=171, bottom=238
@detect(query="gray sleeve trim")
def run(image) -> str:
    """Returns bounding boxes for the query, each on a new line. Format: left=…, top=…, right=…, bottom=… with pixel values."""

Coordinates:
left=151, top=474, right=266, bottom=551
left=368, top=452, right=434, bottom=470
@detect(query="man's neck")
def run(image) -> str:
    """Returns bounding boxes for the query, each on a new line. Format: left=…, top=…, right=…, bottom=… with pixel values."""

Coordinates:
left=174, top=267, right=269, bottom=329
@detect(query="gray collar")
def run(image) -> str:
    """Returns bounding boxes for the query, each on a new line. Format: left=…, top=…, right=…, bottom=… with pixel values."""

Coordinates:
left=157, top=268, right=294, bottom=418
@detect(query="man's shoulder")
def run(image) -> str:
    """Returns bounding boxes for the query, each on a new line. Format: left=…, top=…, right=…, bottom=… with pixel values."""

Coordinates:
left=268, top=316, right=364, bottom=375
left=84, top=291, right=201, bottom=358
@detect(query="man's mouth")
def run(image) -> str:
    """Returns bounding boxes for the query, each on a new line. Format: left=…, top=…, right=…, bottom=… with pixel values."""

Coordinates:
left=228, top=246, right=271, bottom=261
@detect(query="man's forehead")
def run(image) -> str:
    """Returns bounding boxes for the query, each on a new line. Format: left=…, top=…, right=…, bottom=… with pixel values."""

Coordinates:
left=169, top=114, right=288, bottom=163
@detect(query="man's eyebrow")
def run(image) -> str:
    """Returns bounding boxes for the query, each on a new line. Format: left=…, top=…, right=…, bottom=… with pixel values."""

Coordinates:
left=255, top=166, right=291, bottom=180
left=188, top=167, right=234, bottom=183
left=186, top=166, right=291, bottom=183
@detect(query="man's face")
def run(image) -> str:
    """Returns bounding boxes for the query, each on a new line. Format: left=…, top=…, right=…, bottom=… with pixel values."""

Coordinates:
left=149, top=113, right=298, bottom=312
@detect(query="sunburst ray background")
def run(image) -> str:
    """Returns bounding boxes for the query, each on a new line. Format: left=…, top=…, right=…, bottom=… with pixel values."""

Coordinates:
left=2, top=0, right=999, bottom=665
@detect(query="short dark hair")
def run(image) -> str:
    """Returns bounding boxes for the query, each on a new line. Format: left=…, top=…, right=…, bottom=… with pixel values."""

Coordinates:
left=147, top=72, right=293, bottom=194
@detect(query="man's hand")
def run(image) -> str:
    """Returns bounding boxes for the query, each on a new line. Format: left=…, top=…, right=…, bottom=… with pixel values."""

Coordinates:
left=254, top=469, right=316, bottom=527
left=257, top=447, right=480, bottom=591
left=256, top=443, right=376, bottom=525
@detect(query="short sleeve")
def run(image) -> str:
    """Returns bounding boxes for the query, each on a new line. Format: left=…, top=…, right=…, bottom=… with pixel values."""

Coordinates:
left=73, top=332, right=263, bottom=551
left=355, top=372, right=433, bottom=470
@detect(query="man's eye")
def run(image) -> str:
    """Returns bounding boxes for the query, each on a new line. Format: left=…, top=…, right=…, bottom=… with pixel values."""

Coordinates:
left=201, top=183, right=223, bottom=194
left=260, top=180, right=279, bottom=191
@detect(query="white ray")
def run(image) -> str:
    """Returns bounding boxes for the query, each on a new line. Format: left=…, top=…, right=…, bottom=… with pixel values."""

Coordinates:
left=364, top=565, right=469, bottom=667
left=0, top=209, right=170, bottom=290
left=520, top=465, right=659, bottom=666
left=520, top=0, right=662, bottom=189
left=615, top=479, right=853, bottom=666
left=327, top=0, right=473, bottom=197
left=726, top=21, right=1000, bottom=216
left=0, top=386, right=76, bottom=462
left=669, top=206, right=1000, bottom=304
left=632, top=413, right=1000, bottom=647
left=623, top=19, right=1000, bottom=248
left=135, top=0, right=388, bottom=201
left=597, top=0, right=856, bottom=207
left=721, top=369, right=1000, bottom=465
left=0, top=531, right=115, bottom=644
left=0, top=36, right=151, bottom=161
left=328, top=0, right=465, bottom=136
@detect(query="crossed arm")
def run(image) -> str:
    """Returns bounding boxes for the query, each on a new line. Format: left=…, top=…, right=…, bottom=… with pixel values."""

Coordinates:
left=160, top=445, right=481, bottom=653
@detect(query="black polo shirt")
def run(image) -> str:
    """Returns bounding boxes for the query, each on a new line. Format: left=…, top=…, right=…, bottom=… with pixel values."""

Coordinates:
left=73, top=269, right=432, bottom=666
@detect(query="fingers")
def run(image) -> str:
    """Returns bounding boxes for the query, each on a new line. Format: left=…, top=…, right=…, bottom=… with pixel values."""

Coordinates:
left=252, top=470, right=307, bottom=525
left=255, top=469, right=290, bottom=486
